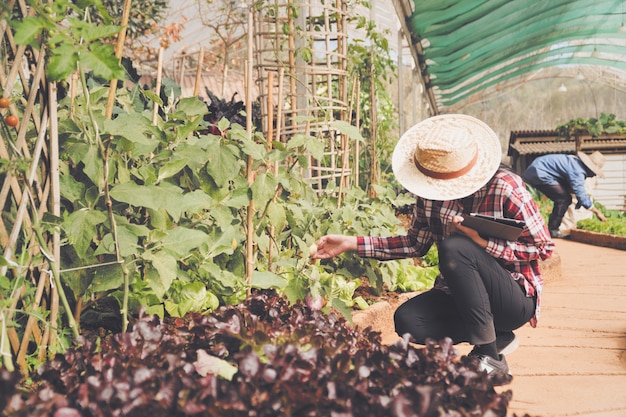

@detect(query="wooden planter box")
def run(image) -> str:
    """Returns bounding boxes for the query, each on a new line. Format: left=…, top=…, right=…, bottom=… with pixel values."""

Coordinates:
left=569, top=228, right=626, bottom=251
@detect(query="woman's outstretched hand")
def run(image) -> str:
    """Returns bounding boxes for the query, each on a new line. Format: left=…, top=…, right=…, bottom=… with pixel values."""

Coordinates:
left=311, top=234, right=358, bottom=259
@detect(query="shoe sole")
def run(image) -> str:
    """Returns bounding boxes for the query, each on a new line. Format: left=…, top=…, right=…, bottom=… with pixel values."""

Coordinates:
left=498, top=335, right=519, bottom=356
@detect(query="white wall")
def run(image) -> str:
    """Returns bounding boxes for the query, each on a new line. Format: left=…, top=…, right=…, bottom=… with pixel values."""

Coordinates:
left=592, top=154, right=626, bottom=211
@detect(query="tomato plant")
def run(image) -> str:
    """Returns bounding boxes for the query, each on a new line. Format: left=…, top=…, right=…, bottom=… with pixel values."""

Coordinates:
left=0, top=97, right=9, bottom=108
left=5, top=115, right=18, bottom=127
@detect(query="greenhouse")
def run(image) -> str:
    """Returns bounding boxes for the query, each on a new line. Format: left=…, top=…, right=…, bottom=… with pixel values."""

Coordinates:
left=1, top=1, right=626, bottom=416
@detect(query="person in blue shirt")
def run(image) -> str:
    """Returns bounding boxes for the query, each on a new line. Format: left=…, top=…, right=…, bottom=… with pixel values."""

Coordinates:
left=522, top=151, right=607, bottom=238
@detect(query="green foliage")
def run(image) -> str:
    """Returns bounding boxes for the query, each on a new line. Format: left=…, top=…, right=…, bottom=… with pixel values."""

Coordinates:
left=4, top=0, right=435, bottom=339
left=556, top=113, right=626, bottom=138
left=576, top=205, right=626, bottom=236
left=49, top=73, right=438, bottom=326
left=9, top=0, right=126, bottom=81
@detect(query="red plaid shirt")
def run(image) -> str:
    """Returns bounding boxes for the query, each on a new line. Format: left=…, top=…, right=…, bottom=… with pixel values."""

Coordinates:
left=357, top=167, right=554, bottom=327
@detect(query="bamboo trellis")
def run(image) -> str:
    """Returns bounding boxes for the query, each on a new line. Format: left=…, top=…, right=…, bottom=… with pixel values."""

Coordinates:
left=254, top=0, right=354, bottom=193
left=0, top=0, right=60, bottom=372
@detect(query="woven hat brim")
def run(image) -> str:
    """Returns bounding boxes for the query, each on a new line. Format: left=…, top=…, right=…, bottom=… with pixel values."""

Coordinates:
left=392, top=114, right=502, bottom=200
left=577, top=152, right=605, bottom=178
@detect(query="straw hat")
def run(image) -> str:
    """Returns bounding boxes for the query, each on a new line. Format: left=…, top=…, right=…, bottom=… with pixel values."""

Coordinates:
left=391, top=114, right=502, bottom=200
left=577, top=151, right=605, bottom=178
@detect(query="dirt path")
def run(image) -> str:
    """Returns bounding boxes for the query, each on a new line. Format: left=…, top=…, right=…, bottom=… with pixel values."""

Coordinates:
left=352, top=238, right=626, bottom=417
left=504, top=239, right=626, bottom=417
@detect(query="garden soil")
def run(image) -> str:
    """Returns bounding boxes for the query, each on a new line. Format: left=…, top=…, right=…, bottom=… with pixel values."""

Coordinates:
left=352, top=238, right=626, bottom=417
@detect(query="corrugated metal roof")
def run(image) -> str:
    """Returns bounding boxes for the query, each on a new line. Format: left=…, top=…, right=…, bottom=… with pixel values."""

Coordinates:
left=508, top=130, right=626, bottom=156
left=510, top=141, right=575, bottom=155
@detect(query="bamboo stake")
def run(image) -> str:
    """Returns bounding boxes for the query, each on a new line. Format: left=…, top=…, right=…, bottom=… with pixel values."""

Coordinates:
left=48, top=77, right=61, bottom=356
left=193, top=47, right=204, bottom=97
left=221, top=65, right=229, bottom=97
left=178, top=55, right=186, bottom=87
left=267, top=71, right=276, bottom=269
left=152, top=47, right=164, bottom=125
left=337, top=76, right=358, bottom=206
left=354, top=79, right=361, bottom=187
left=102, top=0, right=132, bottom=332
left=105, top=0, right=132, bottom=119
left=16, top=269, right=48, bottom=371
left=245, top=4, right=255, bottom=292
left=69, top=72, right=78, bottom=119
left=267, top=71, right=275, bottom=151
left=275, top=67, right=285, bottom=147
left=368, top=49, right=378, bottom=198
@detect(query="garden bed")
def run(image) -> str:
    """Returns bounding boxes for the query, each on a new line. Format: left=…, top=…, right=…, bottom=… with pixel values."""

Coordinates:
left=569, top=228, right=626, bottom=251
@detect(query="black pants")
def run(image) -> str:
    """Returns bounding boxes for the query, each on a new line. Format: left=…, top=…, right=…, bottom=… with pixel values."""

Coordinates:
left=394, top=234, right=536, bottom=346
left=532, top=182, right=572, bottom=231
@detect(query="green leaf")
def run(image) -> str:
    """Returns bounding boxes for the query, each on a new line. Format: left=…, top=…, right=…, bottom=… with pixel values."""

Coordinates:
left=330, top=297, right=353, bottom=324
left=239, top=136, right=267, bottom=160
left=142, top=89, right=163, bottom=106
left=157, top=158, right=189, bottom=183
left=59, top=171, right=86, bottom=206
left=176, top=96, right=209, bottom=116
left=110, top=182, right=185, bottom=221
left=66, top=142, right=104, bottom=188
left=165, top=282, right=219, bottom=317
left=79, top=23, right=122, bottom=42
left=331, top=120, right=365, bottom=142
left=103, top=113, right=156, bottom=146
left=173, top=142, right=210, bottom=170
left=206, top=139, right=241, bottom=187
left=251, top=271, right=288, bottom=289
left=251, top=171, right=277, bottom=206
left=180, top=190, right=215, bottom=215
left=144, top=253, right=178, bottom=298
left=47, top=45, right=79, bottom=81
left=193, top=349, right=238, bottom=380
left=218, top=118, right=230, bottom=133
left=176, top=116, right=205, bottom=141
left=63, top=209, right=108, bottom=258
left=161, top=227, right=209, bottom=258
left=205, top=226, right=238, bottom=258
left=81, top=44, right=126, bottom=80
left=11, top=17, right=46, bottom=46
left=90, top=262, right=125, bottom=293
left=267, top=201, right=287, bottom=232
left=304, top=136, right=325, bottom=161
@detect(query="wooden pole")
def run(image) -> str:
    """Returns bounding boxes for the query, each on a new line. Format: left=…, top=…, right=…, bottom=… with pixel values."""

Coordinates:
left=47, top=77, right=61, bottom=358
left=105, top=0, right=132, bottom=119
left=368, top=49, right=378, bottom=198
left=267, top=71, right=276, bottom=269
left=275, top=67, right=284, bottom=146
left=193, top=47, right=204, bottom=97
left=354, top=79, right=361, bottom=188
left=152, top=47, right=164, bottom=125
left=245, top=4, right=255, bottom=292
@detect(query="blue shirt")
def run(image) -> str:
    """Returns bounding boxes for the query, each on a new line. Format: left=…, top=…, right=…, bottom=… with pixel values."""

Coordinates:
left=522, top=154, right=594, bottom=209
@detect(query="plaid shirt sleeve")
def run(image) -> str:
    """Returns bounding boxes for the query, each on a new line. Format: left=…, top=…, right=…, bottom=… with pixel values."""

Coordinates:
left=357, top=199, right=435, bottom=260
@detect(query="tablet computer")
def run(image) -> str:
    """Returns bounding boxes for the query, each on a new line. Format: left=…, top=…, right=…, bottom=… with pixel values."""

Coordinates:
left=461, top=213, right=526, bottom=241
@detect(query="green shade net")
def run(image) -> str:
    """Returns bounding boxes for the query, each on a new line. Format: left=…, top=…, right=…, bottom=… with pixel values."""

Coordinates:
left=402, top=0, right=626, bottom=110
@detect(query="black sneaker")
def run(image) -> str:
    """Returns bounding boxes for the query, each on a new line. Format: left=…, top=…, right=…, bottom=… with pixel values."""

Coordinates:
left=472, top=353, right=513, bottom=386
left=550, top=229, right=567, bottom=239
left=496, top=331, right=519, bottom=355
